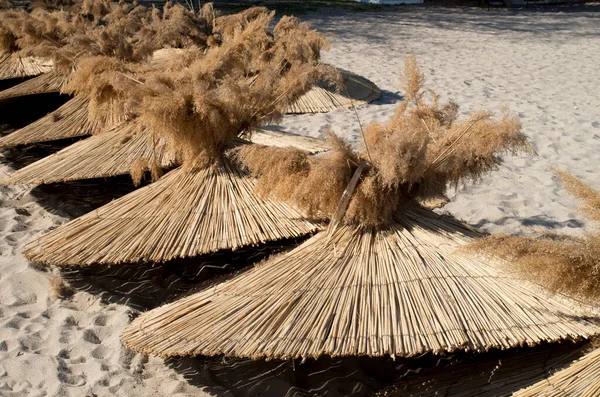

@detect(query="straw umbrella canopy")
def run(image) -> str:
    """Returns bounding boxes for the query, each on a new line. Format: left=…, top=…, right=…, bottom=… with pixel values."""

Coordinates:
left=120, top=206, right=599, bottom=359
left=151, top=48, right=379, bottom=115
left=0, top=53, right=53, bottom=80
left=513, top=347, right=600, bottom=397
left=0, top=70, right=67, bottom=102
left=1, top=121, right=175, bottom=184
left=1, top=123, right=328, bottom=185
left=121, top=55, right=598, bottom=359
left=23, top=158, right=320, bottom=266
left=0, top=95, right=125, bottom=148
left=285, top=68, right=380, bottom=114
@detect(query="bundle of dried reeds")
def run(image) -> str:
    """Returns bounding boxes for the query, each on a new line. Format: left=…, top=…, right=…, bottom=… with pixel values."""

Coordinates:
left=1, top=121, right=176, bottom=184
left=1, top=126, right=328, bottom=185
left=0, top=52, right=52, bottom=79
left=235, top=55, right=533, bottom=228
left=70, top=7, right=336, bottom=163
left=0, top=95, right=122, bottom=147
left=514, top=347, right=600, bottom=396
left=285, top=68, right=380, bottom=114
left=0, top=70, right=66, bottom=102
left=120, top=206, right=599, bottom=359
left=24, top=160, right=319, bottom=266
left=119, top=57, right=600, bottom=361
left=468, top=170, right=600, bottom=303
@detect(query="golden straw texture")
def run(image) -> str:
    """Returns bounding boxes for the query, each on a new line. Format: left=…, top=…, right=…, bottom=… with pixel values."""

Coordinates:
left=24, top=161, right=319, bottom=265
left=121, top=207, right=599, bottom=360
left=1, top=124, right=327, bottom=185
left=285, top=69, right=380, bottom=114
left=514, top=348, right=600, bottom=397
left=0, top=53, right=52, bottom=80
left=0, top=70, right=66, bottom=101
left=2, top=121, right=176, bottom=184
left=0, top=95, right=121, bottom=147
left=249, top=129, right=329, bottom=153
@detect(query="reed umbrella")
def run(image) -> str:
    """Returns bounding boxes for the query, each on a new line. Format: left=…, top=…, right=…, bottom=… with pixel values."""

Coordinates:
left=120, top=206, right=599, bottom=360
left=513, top=347, right=600, bottom=397
left=151, top=49, right=380, bottom=115
left=0, top=70, right=67, bottom=102
left=286, top=68, right=380, bottom=114
left=1, top=124, right=328, bottom=185
left=0, top=53, right=53, bottom=81
left=23, top=158, right=320, bottom=266
left=0, top=95, right=125, bottom=147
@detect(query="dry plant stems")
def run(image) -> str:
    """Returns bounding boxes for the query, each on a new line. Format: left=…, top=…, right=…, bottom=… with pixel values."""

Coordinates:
left=284, top=68, right=381, bottom=114
left=74, top=7, right=336, bottom=167
left=0, top=95, right=121, bottom=147
left=0, top=69, right=65, bottom=100
left=513, top=347, right=600, bottom=397
left=2, top=121, right=177, bottom=185
left=235, top=55, right=533, bottom=227
left=24, top=162, right=319, bottom=266
left=48, top=271, right=74, bottom=301
left=467, top=171, right=600, bottom=303
left=120, top=206, right=599, bottom=359
left=0, top=127, right=328, bottom=185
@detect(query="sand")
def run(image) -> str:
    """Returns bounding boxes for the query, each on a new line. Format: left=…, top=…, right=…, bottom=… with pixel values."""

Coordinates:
left=1, top=5, right=599, bottom=396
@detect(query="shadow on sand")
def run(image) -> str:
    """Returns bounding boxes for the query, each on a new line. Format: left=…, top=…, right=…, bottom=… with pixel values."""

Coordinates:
left=164, top=341, right=589, bottom=396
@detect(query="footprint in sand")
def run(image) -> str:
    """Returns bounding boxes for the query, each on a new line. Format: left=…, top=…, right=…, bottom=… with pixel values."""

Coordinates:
left=83, top=329, right=101, bottom=344
left=5, top=317, right=24, bottom=329
left=93, top=315, right=107, bottom=327
left=91, top=345, right=109, bottom=360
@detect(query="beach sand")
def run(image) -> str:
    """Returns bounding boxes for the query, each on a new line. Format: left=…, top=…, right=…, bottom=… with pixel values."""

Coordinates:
left=1, top=5, right=599, bottom=396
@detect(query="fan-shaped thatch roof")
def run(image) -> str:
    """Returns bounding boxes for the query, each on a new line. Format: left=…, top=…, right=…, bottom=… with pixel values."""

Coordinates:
left=513, top=347, right=600, bottom=397
left=120, top=207, right=599, bottom=360
left=0, top=96, right=111, bottom=147
left=2, top=123, right=328, bottom=185
left=1, top=121, right=177, bottom=184
left=0, top=71, right=66, bottom=102
left=285, top=69, right=380, bottom=114
left=377, top=343, right=589, bottom=397
left=24, top=160, right=319, bottom=266
left=0, top=54, right=53, bottom=80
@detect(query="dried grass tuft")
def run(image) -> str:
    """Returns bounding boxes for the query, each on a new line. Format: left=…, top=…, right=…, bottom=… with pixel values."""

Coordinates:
left=467, top=171, right=600, bottom=303
left=48, top=272, right=74, bottom=300
left=235, top=55, right=533, bottom=227
left=58, top=5, right=335, bottom=163
left=130, top=158, right=145, bottom=187
left=127, top=9, right=333, bottom=165
left=554, top=169, right=600, bottom=223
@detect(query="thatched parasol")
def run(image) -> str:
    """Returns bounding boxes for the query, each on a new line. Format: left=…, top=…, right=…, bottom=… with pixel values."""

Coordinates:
left=285, top=68, right=380, bottom=114
left=0, top=53, right=53, bottom=80
left=0, top=96, right=119, bottom=147
left=23, top=159, right=319, bottom=266
left=0, top=71, right=67, bottom=102
left=151, top=48, right=379, bottom=115
left=120, top=206, right=599, bottom=359
left=1, top=124, right=328, bottom=185
left=513, top=347, right=600, bottom=397
left=1, top=121, right=176, bottom=184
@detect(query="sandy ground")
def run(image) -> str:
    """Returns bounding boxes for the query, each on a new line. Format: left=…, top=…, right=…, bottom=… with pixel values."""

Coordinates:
left=1, top=5, right=599, bottom=397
